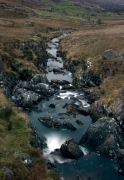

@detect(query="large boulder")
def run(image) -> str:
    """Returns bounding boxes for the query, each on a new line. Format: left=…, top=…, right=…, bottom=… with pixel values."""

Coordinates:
left=90, top=101, right=107, bottom=121
left=79, top=117, right=124, bottom=160
left=60, top=138, right=84, bottom=159
left=102, top=49, right=116, bottom=60
left=14, top=88, right=42, bottom=107
left=107, top=99, right=124, bottom=130
left=32, top=83, right=54, bottom=95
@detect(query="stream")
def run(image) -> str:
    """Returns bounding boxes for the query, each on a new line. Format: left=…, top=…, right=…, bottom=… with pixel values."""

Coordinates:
left=27, top=33, right=124, bottom=180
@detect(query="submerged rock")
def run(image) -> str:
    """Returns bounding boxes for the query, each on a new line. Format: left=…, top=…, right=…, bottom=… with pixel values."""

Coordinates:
left=76, top=119, right=84, bottom=125
left=60, top=138, right=84, bottom=159
left=80, top=117, right=124, bottom=160
left=62, top=121, right=76, bottom=131
left=48, top=103, right=56, bottom=108
left=38, top=117, right=62, bottom=129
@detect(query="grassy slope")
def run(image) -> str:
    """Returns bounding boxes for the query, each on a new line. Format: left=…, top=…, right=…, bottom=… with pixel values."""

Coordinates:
left=60, top=20, right=124, bottom=104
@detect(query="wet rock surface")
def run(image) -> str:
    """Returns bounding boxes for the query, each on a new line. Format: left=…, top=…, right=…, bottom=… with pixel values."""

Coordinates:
left=60, top=138, right=84, bottom=159
left=80, top=117, right=124, bottom=160
left=4, top=73, right=54, bottom=108
left=118, top=159, right=124, bottom=175
left=38, top=117, right=76, bottom=131
left=38, top=117, right=62, bottom=129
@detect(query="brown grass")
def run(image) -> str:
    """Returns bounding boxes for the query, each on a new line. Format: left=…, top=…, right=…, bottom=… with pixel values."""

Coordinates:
left=60, top=21, right=124, bottom=102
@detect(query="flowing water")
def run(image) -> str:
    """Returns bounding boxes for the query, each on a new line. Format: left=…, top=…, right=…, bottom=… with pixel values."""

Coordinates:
left=27, top=33, right=123, bottom=180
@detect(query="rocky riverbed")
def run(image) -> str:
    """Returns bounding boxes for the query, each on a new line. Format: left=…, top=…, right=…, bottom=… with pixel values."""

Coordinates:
left=2, top=32, right=124, bottom=179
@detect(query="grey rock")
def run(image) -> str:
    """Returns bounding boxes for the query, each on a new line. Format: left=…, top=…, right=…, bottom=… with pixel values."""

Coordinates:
left=14, top=88, right=42, bottom=107
left=76, top=119, right=84, bottom=125
left=38, top=117, right=62, bottom=129
left=62, top=84, right=75, bottom=90
left=90, top=101, right=107, bottom=121
left=53, top=67, right=64, bottom=74
left=84, top=89, right=100, bottom=104
left=2, top=167, right=14, bottom=180
left=60, top=138, right=84, bottom=159
left=62, top=121, right=76, bottom=131
left=32, top=83, right=54, bottom=95
left=107, top=99, right=124, bottom=130
left=80, top=117, right=124, bottom=160
left=102, top=49, right=116, bottom=60
left=51, top=79, right=70, bottom=85
left=31, top=74, right=49, bottom=85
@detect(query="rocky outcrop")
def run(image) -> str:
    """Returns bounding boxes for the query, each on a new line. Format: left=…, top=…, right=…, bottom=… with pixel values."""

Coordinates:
left=12, top=74, right=53, bottom=107
left=90, top=101, right=106, bottom=121
left=84, top=89, right=100, bottom=104
left=13, top=89, right=42, bottom=107
left=60, top=138, right=84, bottom=159
left=17, top=41, right=48, bottom=72
left=79, top=117, right=124, bottom=160
left=14, top=152, right=32, bottom=169
left=107, top=99, right=124, bottom=130
left=102, top=49, right=116, bottom=60
left=73, top=70, right=102, bottom=89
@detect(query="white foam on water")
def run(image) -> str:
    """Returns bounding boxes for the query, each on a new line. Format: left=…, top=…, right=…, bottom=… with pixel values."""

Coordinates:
left=60, top=86, right=62, bottom=90
left=79, top=146, right=89, bottom=155
left=79, top=99, right=90, bottom=108
left=45, top=134, right=66, bottom=152
left=59, top=91, right=78, bottom=99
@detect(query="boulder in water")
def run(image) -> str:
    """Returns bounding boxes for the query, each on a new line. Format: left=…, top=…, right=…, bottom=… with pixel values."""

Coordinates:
left=79, top=117, right=124, bottom=160
left=49, top=103, right=56, bottom=108
left=62, top=121, right=76, bottom=131
left=38, top=117, right=62, bottom=129
left=60, top=138, right=84, bottom=159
